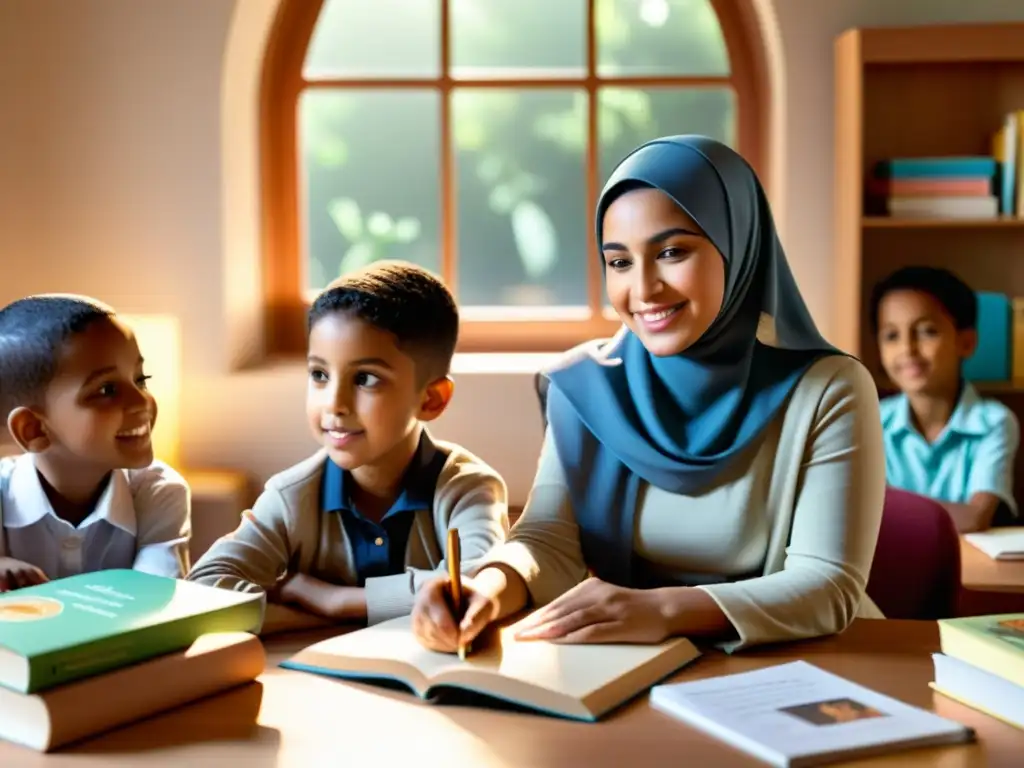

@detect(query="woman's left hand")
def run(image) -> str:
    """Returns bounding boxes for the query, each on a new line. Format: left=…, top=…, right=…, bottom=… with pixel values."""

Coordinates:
left=512, top=577, right=670, bottom=644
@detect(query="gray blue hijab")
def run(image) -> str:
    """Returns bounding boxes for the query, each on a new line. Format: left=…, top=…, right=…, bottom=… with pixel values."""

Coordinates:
left=545, top=135, right=844, bottom=587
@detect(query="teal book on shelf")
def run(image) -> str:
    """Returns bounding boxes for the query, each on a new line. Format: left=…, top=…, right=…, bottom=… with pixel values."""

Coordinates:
left=874, top=157, right=998, bottom=179
left=964, top=292, right=1011, bottom=382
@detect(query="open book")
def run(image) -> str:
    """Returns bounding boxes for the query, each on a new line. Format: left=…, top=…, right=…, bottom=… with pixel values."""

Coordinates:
left=280, top=614, right=700, bottom=721
left=963, top=528, right=1024, bottom=560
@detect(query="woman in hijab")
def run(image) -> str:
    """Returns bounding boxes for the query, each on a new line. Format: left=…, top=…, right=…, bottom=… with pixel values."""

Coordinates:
left=413, top=135, right=886, bottom=652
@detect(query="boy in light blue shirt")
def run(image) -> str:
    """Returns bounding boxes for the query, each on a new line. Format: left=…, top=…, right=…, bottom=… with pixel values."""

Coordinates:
left=872, top=266, right=1019, bottom=532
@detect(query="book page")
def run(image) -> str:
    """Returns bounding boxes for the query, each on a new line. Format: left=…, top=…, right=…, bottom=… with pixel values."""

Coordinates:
left=651, top=661, right=968, bottom=761
left=286, top=615, right=697, bottom=713
left=436, top=622, right=691, bottom=700
left=284, top=616, right=459, bottom=693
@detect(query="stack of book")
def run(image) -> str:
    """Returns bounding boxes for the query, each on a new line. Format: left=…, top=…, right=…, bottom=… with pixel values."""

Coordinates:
left=0, top=569, right=265, bottom=752
left=867, top=156, right=999, bottom=219
left=931, top=612, right=1024, bottom=731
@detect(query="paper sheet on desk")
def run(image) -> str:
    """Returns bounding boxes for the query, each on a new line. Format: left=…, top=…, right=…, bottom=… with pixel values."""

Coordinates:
left=964, top=528, right=1024, bottom=560
left=650, top=661, right=971, bottom=766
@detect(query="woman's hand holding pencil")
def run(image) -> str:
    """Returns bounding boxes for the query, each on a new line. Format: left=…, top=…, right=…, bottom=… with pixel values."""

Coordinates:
left=411, top=529, right=501, bottom=656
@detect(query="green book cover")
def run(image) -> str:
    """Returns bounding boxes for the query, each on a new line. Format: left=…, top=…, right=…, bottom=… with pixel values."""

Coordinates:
left=0, top=569, right=263, bottom=693
left=940, top=613, right=1024, bottom=650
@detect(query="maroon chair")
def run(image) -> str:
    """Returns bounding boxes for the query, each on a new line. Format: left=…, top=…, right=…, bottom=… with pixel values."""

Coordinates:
left=866, top=487, right=962, bottom=620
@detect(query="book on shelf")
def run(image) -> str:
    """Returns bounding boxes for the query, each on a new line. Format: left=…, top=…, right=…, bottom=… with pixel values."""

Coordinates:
left=280, top=613, right=701, bottom=721
left=1014, top=298, right=1024, bottom=382
left=992, top=110, right=1024, bottom=217
left=650, top=660, right=973, bottom=768
left=885, top=195, right=997, bottom=219
left=874, top=157, right=997, bottom=179
left=0, top=631, right=265, bottom=752
left=963, top=291, right=1011, bottom=383
left=963, top=528, right=1024, bottom=560
left=0, top=569, right=263, bottom=694
left=867, top=156, right=999, bottom=219
left=931, top=613, right=1024, bottom=732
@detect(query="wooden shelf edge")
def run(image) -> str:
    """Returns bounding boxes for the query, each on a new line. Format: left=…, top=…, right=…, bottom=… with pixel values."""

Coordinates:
left=864, top=217, right=1024, bottom=228
left=971, top=381, right=1024, bottom=394
left=863, top=216, right=1024, bottom=229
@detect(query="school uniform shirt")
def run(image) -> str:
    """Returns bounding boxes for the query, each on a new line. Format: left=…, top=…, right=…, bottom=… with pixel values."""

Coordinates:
left=321, top=435, right=440, bottom=586
left=880, top=382, right=1020, bottom=516
left=187, top=430, right=509, bottom=626
left=480, top=356, right=887, bottom=652
left=0, top=453, right=192, bottom=580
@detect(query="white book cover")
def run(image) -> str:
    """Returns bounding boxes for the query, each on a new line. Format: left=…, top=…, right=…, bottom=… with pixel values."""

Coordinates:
left=650, top=660, right=972, bottom=768
left=963, top=527, right=1024, bottom=560
left=886, top=195, right=999, bottom=218
left=931, top=653, right=1024, bottom=730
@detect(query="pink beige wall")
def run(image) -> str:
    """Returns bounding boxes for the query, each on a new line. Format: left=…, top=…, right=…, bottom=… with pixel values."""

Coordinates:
left=3, top=0, right=1024, bottom=503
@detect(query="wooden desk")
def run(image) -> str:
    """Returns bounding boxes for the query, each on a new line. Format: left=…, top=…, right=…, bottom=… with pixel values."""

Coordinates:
left=959, top=537, right=1024, bottom=594
left=6, top=620, right=1023, bottom=767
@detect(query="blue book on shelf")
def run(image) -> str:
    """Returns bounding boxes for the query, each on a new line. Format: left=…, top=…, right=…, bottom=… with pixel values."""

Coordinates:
left=963, top=292, right=1011, bottom=382
left=874, top=157, right=997, bottom=179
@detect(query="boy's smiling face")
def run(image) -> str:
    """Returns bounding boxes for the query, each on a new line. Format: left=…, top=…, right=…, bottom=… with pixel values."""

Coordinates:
left=36, top=316, right=157, bottom=471
left=305, top=312, right=452, bottom=476
left=876, top=289, right=976, bottom=396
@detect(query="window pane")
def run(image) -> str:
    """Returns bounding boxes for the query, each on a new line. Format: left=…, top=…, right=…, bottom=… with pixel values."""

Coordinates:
left=453, top=89, right=588, bottom=309
left=298, top=90, right=441, bottom=293
left=304, top=0, right=440, bottom=78
left=598, top=87, right=735, bottom=185
left=451, top=0, right=586, bottom=79
left=596, top=0, right=729, bottom=77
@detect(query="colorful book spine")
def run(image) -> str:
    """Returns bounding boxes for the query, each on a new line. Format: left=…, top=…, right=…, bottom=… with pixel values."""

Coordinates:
left=868, top=157, right=998, bottom=219
left=964, top=292, right=1011, bottom=383
left=874, top=157, right=997, bottom=179
left=867, top=178, right=992, bottom=197
left=992, top=112, right=1020, bottom=215
left=1013, top=298, right=1024, bottom=383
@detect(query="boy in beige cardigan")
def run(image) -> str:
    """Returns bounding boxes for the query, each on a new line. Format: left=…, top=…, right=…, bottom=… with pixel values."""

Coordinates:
left=188, top=262, right=508, bottom=629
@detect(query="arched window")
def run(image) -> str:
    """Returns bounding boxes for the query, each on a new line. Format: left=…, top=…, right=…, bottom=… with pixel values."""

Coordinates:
left=261, top=0, right=768, bottom=354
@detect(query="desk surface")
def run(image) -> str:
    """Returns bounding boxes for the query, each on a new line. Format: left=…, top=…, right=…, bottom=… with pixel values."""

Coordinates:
left=959, top=536, right=1024, bottom=594
left=6, top=619, right=1023, bottom=767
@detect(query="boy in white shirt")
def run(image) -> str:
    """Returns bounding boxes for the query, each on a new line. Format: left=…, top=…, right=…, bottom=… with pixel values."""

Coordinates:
left=0, top=295, right=191, bottom=590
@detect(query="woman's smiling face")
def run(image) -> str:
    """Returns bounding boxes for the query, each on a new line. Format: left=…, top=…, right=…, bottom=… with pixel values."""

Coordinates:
left=601, top=187, right=726, bottom=357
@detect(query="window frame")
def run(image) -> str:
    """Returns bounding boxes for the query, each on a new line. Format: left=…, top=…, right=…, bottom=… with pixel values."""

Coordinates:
left=260, top=0, right=769, bottom=356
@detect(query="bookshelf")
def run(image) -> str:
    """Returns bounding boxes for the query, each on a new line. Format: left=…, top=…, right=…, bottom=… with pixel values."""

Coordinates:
left=835, top=22, right=1024, bottom=370
left=834, top=22, right=1024, bottom=499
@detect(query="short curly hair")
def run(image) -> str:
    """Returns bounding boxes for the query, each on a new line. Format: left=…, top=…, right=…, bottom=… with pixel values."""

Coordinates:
left=0, top=294, right=115, bottom=421
left=869, top=266, right=977, bottom=332
left=308, top=261, right=459, bottom=382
